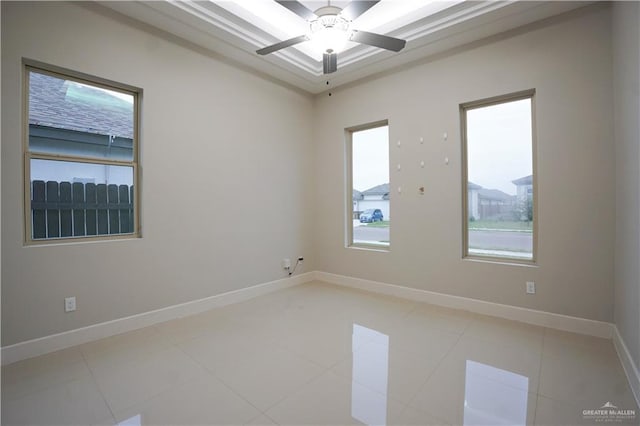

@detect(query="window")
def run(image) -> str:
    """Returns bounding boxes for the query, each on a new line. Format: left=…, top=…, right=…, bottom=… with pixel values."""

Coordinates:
left=347, top=122, right=390, bottom=248
left=461, top=90, right=535, bottom=261
left=24, top=65, right=140, bottom=242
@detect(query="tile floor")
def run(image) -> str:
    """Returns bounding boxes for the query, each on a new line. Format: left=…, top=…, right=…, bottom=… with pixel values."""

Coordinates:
left=2, top=281, right=638, bottom=425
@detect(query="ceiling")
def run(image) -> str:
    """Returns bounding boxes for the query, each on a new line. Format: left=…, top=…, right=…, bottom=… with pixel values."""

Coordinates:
left=99, top=1, right=592, bottom=94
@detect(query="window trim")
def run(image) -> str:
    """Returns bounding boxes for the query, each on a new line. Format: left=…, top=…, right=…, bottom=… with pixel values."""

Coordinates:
left=460, top=89, right=537, bottom=264
left=23, top=61, right=142, bottom=245
left=345, top=119, right=390, bottom=251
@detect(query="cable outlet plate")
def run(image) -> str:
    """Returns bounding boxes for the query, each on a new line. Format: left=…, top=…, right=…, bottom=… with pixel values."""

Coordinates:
left=526, top=281, right=535, bottom=294
left=65, top=297, right=76, bottom=312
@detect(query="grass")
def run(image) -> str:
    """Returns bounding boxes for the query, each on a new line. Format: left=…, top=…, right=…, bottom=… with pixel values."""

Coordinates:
left=364, top=220, right=390, bottom=228
left=468, top=220, right=532, bottom=231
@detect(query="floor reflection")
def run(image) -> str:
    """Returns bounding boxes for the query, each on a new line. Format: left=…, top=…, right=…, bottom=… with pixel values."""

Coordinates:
left=118, top=414, right=140, bottom=425
left=351, top=323, right=389, bottom=425
left=464, top=360, right=528, bottom=425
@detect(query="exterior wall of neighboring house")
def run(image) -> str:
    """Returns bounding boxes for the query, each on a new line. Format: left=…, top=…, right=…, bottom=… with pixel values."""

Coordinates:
left=30, top=159, right=133, bottom=186
left=352, top=190, right=363, bottom=218
left=512, top=175, right=533, bottom=220
left=467, top=183, right=514, bottom=220
left=468, top=183, right=480, bottom=220
left=513, top=175, right=533, bottom=203
left=516, top=184, right=533, bottom=202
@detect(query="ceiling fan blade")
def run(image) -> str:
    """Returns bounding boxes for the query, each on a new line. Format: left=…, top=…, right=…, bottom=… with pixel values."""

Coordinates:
left=256, top=35, right=309, bottom=55
left=275, top=1, right=317, bottom=21
left=340, top=1, right=379, bottom=21
left=350, top=30, right=406, bottom=52
left=323, top=51, right=337, bottom=74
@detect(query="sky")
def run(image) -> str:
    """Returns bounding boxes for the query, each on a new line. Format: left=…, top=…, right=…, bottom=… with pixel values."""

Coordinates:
left=466, top=98, right=532, bottom=195
left=352, top=125, right=389, bottom=192
left=350, top=99, right=532, bottom=195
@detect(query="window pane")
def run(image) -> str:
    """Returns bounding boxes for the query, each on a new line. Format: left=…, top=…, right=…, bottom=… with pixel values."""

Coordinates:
left=28, top=71, right=134, bottom=161
left=30, top=159, right=134, bottom=239
left=465, top=97, right=533, bottom=260
left=351, top=125, right=390, bottom=247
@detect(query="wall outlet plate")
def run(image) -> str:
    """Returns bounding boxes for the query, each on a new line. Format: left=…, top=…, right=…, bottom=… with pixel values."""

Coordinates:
left=282, top=258, right=291, bottom=269
left=65, top=296, right=76, bottom=312
left=526, top=281, right=535, bottom=294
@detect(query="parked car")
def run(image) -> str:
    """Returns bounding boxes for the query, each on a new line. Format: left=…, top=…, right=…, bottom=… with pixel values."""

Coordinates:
left=359, top=209, right=384, bottom=223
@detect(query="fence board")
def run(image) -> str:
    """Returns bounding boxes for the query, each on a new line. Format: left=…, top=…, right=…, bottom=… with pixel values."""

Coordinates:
left=108, top=184, right=120, bottom=233
left=97, top=184, right=108, bottom=235
left=32, top=180, right=47, bottom=239
left=130, top=186, right=134, bottom=233
left=30, top=180, right=133, bottom=240
left=86, top=183, right=97, bottom=236
left=119, top=185, right=130, bottom=233
left=46, top=181, right=60, bottom=238
left=59, top=182, right=72, bottom=237
left=72, top=183, right=86, bottom=236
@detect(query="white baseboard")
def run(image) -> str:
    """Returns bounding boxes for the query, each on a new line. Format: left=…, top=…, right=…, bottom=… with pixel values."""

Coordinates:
left=315, top=271, right=614, bottom=338
left=613, top=325, right=640, bottom=406
left=1, top=272, right=315, bottom=366
left=1, top=270, right=618, bottom=366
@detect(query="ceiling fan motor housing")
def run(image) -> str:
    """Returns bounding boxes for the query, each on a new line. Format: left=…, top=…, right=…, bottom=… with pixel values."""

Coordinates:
left=310, top=6, right=349, bottom=34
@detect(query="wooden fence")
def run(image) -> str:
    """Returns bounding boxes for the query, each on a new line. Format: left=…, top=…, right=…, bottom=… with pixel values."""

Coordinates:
left=30, top=180, right=134, bottom=239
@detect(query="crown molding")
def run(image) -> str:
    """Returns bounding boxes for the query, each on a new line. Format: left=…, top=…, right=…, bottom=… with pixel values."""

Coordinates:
left=98, top=1, right=594, bottom=94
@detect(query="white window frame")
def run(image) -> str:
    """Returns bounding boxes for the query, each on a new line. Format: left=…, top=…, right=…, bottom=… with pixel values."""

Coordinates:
left=460, top=89, right=537, bottom=264
left=23, top=62, right=141, bottom=244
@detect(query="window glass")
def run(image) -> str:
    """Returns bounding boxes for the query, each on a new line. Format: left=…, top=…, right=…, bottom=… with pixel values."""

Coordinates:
left=26, top=66, right=138, bottom=242
left=349, top=124, right=390, bottom=248
left=463, top=94, right=534, bottom=261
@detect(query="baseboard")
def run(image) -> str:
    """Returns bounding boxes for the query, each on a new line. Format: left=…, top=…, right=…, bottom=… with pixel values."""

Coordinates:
left=315, top=271, right=614, bottom=338
left=1, top=270, right=617, bottom=365
left=613, top=325, right=640, bottom=406
left=1, top=272, right=315, bottom=366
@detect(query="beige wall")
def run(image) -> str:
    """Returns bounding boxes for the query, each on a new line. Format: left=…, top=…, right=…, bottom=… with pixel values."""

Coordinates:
left=0, top=2, right=624, bottom=349
left=313, top=5, right=615, bottom=322
left=613, top=1, right=640, bottom=372
left=1, top=2, right=315, bottom=346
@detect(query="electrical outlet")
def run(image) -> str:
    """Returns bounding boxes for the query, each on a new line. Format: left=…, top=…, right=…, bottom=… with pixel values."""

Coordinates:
left=282, top=258, right=291, bottom=270
left=65, top=297, right=76, bottom=312
left=526, top=281, right=535, bottom=294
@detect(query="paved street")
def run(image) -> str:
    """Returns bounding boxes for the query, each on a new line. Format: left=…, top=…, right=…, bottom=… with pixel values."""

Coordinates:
left=353, top=226, right=389, bottom=244
left=469, top=229, right=532, bottom=252
left=353, top=225, right=532, bottom=254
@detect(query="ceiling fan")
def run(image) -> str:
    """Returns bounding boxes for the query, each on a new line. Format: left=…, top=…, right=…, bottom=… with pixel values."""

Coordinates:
left=256, top=1, right=407, bottom=74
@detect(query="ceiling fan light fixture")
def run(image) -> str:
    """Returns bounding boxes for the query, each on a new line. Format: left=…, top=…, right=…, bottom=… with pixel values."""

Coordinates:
left=309, top=12, right=349, bottom=55
left=310, top=26, right=349, bottom=55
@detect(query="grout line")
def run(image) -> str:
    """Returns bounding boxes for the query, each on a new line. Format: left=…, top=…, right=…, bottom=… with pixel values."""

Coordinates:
left=78, top=348, right=118, bottom=424
left=529, top=327, right=549, bottom=426
left=175, top=341, right=267, bottom=417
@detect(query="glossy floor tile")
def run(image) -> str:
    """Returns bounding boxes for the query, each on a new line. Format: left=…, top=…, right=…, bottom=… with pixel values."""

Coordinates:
left=2, top=281, right=638, bottom=425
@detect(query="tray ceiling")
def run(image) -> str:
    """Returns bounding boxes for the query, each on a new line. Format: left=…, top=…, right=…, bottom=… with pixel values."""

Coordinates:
left=99, top=1, right=592, bottom=94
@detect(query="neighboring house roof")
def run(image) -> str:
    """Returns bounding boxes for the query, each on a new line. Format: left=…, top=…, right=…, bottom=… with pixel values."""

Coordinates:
left=28, top=71, right=134, bottom=139
left=468, top=182, right=482, bottom=190
left=512, top=175, right=533, bottom=186
left=352, top=190, right=363, bottom=201
left=477, top=188, right=514, bottom=201
left=362, top=183, right=389, bottom=195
